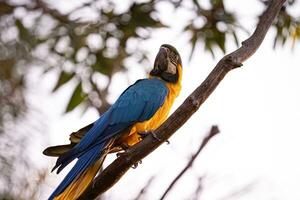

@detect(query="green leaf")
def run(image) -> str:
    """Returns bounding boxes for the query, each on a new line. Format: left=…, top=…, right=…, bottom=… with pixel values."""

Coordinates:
left=216, top=31, right=226, bottom=53
left=80, top=102, right=89, bottom=117
left=232, top=31, right=239, bottom=47
left=65, top=82, right=86, bottom=113
left=189, top=33, right=198, bottom=61
left=92, top=52, right=114, bottom=76
left=52, top=71, right=75, bottom=92
left=15, top=19, right=36, bottom=47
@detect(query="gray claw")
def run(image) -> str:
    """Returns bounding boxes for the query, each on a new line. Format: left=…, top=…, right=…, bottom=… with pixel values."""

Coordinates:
left=132, top=160, right=142, bottom=169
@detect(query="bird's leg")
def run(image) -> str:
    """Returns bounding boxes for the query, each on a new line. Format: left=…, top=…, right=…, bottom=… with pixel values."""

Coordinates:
left=138, top=130, right=170, bottom=144
left=120, top=143, right=130, bottom=151
left=116, top=143, right=131, bottom=157
left=138, top=130, right=161, bottom=142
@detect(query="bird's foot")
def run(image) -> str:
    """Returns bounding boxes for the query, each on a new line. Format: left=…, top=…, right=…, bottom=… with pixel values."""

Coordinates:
left=115, top=146, right=142, bottom=169
left=116, top=152, right=124, bottom=157
left=132, top=160, right=142, bottom=169
left=138, top=131, right=161, bottom=142
left=115, top=143, right=131, bottom=157
left=116, top=149, right=129, bottom=157
left=138, top=131, right=170, bottom=144
left=120, top=143, right=130, bottom=151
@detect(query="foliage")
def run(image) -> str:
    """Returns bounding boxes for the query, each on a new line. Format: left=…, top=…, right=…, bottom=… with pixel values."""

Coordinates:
left=261, top=0, right=300, bottom=48
left=184, top=0, right=240, bottom=58
left=0, top=0, right=299, bottom=119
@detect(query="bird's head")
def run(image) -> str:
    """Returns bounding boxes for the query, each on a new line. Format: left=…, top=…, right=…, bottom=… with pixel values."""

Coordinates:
left=150, top=44, right=182, bottom=83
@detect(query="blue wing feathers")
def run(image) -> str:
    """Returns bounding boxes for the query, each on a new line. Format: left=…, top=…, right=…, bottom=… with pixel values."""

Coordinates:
left=108, top=78, right=168, bottom=123
left=50, top=78, right=168, bottom=198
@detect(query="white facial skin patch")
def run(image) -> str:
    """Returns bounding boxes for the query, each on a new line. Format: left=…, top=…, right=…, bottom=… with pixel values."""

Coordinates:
left=166, top=61, right=177, bottom=74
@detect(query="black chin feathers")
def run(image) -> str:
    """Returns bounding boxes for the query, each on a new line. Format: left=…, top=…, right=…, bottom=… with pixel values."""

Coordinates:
left=160, top=71, right=178, bottom=83
left=150, top=68, right=178, bottom=83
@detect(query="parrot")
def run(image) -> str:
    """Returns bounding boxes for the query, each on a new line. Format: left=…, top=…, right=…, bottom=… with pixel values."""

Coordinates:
left=43, top=44, right=183, bottom=200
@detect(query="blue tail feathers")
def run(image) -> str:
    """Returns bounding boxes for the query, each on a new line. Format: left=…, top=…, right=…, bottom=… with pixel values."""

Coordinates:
left=48, top=141, right=107, bottom=200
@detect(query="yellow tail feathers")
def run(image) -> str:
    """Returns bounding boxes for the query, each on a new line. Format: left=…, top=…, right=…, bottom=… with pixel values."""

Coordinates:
left=54, top=159, right=102, bottom=200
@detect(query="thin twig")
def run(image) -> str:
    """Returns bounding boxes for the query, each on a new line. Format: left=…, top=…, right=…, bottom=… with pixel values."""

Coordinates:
left=133, top=176, right=155, bottom=200
left=78, top=1, right=286, bottom=199
left=159, top=126, right=219, bottom=200
left=193, top=176, right=204, bottom=200
left=220, top=181, right=257, bottom=200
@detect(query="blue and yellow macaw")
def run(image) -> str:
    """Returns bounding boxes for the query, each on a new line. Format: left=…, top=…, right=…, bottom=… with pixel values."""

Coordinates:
left=43, top=44, right=182, bottom=200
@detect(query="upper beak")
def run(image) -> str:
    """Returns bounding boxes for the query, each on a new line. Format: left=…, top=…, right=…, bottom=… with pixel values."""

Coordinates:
left=157, top=47, right=167, bottom=59
left=154, top=47, right=168, bottom=70
left=150, top=46, right=168, bottom=76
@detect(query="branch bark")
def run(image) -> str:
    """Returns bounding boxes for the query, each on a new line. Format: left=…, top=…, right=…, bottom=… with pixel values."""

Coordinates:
left=160, top=126, right=219, bottom=200
left=78, top=1, right=286, bottom=199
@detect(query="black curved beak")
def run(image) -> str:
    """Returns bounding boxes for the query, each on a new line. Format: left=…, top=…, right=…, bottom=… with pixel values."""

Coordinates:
left=150, top=47, right=168, bottom=76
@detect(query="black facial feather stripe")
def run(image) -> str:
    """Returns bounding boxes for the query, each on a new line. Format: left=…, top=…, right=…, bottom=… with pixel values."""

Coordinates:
left=169, top=53, right=177, bottom=65
left=170, top=60, right=177, bottom=66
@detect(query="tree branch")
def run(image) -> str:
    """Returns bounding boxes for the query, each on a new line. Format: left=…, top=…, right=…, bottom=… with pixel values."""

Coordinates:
left=160, top=126, right=219, bottom=200
left=78, top=1, right=286, bottom=199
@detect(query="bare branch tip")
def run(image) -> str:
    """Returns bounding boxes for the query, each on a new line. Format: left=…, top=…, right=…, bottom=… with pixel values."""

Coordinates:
left=210, top=125, right=220, bottom=136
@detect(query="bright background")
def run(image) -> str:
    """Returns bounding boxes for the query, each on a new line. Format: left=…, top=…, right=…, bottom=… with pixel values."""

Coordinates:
left=22, top=0, right=300, bottom=199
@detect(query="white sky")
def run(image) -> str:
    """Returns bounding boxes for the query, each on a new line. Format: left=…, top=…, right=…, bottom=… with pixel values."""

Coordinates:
left=27, top=0, right=300, bottom=199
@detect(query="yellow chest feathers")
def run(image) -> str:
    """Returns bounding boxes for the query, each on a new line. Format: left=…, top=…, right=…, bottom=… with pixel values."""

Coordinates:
left=123, top=65, right=182, bottom=146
